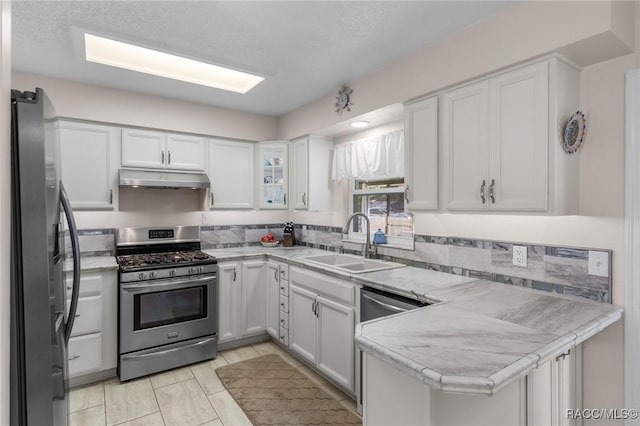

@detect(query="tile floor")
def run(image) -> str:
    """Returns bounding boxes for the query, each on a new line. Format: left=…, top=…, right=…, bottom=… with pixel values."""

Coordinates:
left=68, top=341, right=360, bottom=426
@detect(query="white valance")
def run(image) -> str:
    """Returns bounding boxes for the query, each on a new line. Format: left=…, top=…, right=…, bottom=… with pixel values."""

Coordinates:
left=332, top=129, right=404, bottom=181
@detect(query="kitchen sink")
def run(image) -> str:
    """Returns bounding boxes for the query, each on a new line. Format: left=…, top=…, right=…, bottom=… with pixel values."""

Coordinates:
left=301, top=254, right=405, bottom=274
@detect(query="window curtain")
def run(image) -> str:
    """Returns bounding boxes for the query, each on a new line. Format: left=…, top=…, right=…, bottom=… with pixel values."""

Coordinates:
left=332, top=129, right=404, bottom=181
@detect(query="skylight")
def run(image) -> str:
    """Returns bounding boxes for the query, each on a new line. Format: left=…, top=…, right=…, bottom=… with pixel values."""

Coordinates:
left=84, top=33, right=264, bottom=94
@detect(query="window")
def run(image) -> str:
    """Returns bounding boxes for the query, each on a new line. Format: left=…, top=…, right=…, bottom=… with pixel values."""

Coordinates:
left=349, top=178, right=414, bottom=247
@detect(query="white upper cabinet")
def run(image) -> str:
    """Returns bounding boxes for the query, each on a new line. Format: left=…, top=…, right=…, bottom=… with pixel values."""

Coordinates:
left=121, top=128, right=166, bottom=169
left=489, top=62, right=548, bottom=210
left=441, top=81, right=490, bottom=210
left=291, top=135, right=333, bottom=211
left=440, top=58, right=578, bottom=213
left=404, top=96, right=439, bottom=210
left=58, top=120, right=119, bottom=210
left=165, top=133, right=207, bottom=171
left=121, top=128, right=205, bottom=172
left=257, top=141, right=289, bottom=209
left=208, top=138, right=254, bottom=209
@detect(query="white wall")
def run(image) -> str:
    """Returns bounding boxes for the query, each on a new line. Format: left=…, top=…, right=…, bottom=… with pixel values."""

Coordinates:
left=12, top=72, right=278, bottom=142
left=0, top=2, right=10, bottom=424
left=278, top=1, right=635, bottom=140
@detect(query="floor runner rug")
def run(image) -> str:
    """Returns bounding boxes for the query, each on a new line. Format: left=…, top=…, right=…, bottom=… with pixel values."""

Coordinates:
left=216, top=353, right=361, bottom=425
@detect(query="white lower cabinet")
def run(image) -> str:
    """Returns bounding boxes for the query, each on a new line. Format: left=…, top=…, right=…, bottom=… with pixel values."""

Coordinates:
left=218, top=260, right=266, bottom=344
left=67, top=269, right=117, bottom=380
left=289, top=267, right=356, bottom=393
left=363, top=345, right=582, bottom=426
left=266, top=261, right=289, bottom=346
left=528, top=347, right=581, bottom=426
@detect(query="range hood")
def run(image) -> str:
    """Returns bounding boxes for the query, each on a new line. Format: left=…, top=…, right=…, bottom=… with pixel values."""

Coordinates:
left=119, top=169, right=210, bottom=189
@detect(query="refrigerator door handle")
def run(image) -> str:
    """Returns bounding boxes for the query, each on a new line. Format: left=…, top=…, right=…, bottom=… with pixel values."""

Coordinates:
left=60, top=183, right=81, bottom=344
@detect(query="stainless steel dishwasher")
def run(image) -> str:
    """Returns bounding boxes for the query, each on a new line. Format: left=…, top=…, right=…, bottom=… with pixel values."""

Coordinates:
left=360, top=286, right=428, bottom=322
left=358, top=286, right=428, bottom=414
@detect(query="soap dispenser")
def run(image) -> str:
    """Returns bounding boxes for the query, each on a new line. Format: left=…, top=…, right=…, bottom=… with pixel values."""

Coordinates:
left=373, top=229, right=387, bottom=244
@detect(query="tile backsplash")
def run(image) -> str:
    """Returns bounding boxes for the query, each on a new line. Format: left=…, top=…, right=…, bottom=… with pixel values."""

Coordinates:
left=71, top=223, right=612, bottom=303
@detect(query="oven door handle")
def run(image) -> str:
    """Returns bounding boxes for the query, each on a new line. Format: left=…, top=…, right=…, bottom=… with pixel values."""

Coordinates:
left=362, top=293, right=409, bottom=313
left=120, top=337, right=217, bottom=360
left=121, top=275, right=215, bottom=293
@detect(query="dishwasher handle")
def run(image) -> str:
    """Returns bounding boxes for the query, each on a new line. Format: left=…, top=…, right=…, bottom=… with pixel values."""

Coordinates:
left=362, top=292, right=408, bottom=313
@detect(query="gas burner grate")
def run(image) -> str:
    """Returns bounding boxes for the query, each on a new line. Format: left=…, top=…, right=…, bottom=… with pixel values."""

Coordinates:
left=117, top=250, right=216, bottom=271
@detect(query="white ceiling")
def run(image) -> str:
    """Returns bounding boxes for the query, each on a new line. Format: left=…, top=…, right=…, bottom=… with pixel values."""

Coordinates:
left=12, top=1, right=511, bottom=117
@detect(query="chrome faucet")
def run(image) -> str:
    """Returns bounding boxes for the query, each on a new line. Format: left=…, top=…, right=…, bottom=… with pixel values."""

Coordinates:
left=342, top=212, right=375, bottom=259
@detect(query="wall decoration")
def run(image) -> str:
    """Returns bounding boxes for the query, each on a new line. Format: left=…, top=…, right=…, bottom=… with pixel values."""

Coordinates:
left=562, top=111, right=586, bottom=154
left=335, top=85, right=353, bottom=115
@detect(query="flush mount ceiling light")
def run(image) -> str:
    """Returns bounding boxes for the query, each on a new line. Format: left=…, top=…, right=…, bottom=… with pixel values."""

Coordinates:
left=350, top=121, right=370, bottom=128
left=83, top=33, right=264, bottom=94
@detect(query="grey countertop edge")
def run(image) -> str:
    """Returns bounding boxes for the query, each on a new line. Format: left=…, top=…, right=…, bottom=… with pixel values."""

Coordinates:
left=571, top=310, right=624, bottom=343
left=65, top=256, right=118, bottom=273
left=355, top=323, right=443, bottom=390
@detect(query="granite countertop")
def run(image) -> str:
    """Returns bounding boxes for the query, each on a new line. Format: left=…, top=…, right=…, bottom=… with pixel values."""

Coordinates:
left=65, top=256, right=118, bottom=272
left=205, top=246, right=623, bottom=395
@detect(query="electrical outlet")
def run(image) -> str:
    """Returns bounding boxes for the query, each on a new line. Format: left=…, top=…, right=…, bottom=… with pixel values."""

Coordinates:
left=588, top=250, right=609, bottom=277
left=201, top=213, right=208, bottom=225
left=513, top=245, right=527, bottom=267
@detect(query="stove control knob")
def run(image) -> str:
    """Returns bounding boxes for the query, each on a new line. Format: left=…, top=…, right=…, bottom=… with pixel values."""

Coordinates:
left=198, top=266, right=204, bottom=273
left=138, top=272, right=147, bottom=280
left=188, top=267, right=195, bottom=275
left=169, top=269, right=176, bottom=278
left=149, top=271, right=157, bottom=279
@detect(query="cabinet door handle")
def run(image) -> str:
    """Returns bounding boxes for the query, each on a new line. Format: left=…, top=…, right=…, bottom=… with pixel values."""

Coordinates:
left=311, top=300, right=316, bottom=315
left=274, top=270, right=278, bottom=281
left=480, top=180, right=486, bottom=204
left=232, top=268, right=237, bottom=282
left=69, top=355, right=79, bottom=360
left=211, top=193, right=214, bottom=205
left=302, top=192, right=306, bottom=206
left=283, top=193, right=286, bottom=205
left=489, top=179, right=495, bottom=204
left=404, top=185, right=410, bottom=203
left=280, top=318, right=285, bottom=324
left=109, top=189, right=113, bottom=204
left=161, top=151, right=165, bottom=164
left=168, top=150, right=171, bottom=165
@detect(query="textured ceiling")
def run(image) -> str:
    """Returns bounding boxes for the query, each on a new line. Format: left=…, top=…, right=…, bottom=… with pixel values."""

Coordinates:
left=12, top=1, right=510, bottom=116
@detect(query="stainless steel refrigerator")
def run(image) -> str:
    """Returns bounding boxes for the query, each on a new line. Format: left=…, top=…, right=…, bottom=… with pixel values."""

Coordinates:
left=10, top=88, right=81, bottom=425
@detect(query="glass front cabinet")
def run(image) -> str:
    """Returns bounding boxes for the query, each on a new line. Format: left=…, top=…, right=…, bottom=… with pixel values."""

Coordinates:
left=257, top=141, right=289, bottom=209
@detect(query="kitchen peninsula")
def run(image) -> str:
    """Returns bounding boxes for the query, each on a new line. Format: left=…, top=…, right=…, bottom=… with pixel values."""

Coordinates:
left=356, top=277, right=622, bottom=426
left=200, top=246, right=622, bottom=426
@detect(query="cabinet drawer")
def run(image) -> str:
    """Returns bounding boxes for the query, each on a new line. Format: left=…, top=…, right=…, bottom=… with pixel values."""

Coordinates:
left=279, top=280, right=289, bottom=297
left=279, top=311, right=289, bottom=330
left=279, top=266, right=289, bottom=281
left=68, top=333, right=102, bottom=376
left=279, top=294, right=289, bottom=314
left=69, top=295, right=102, bottom=337
left=290, top=267, right=355, bottom=305
left=279, top=326, right=289, bottom=346
left=66, top=272, right=102, bottom=299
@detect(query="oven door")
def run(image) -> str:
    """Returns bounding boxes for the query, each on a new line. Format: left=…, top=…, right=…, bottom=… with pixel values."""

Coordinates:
left=119, top=274, right=217, bottom=354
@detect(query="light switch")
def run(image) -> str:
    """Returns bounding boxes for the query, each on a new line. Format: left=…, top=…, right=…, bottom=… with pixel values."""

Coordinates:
left=588, top=251, right=609, bottom=278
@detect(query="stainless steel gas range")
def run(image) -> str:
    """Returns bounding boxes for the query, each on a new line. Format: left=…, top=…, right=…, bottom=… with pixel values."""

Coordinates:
left=116, top=226, right=218, bottom=381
